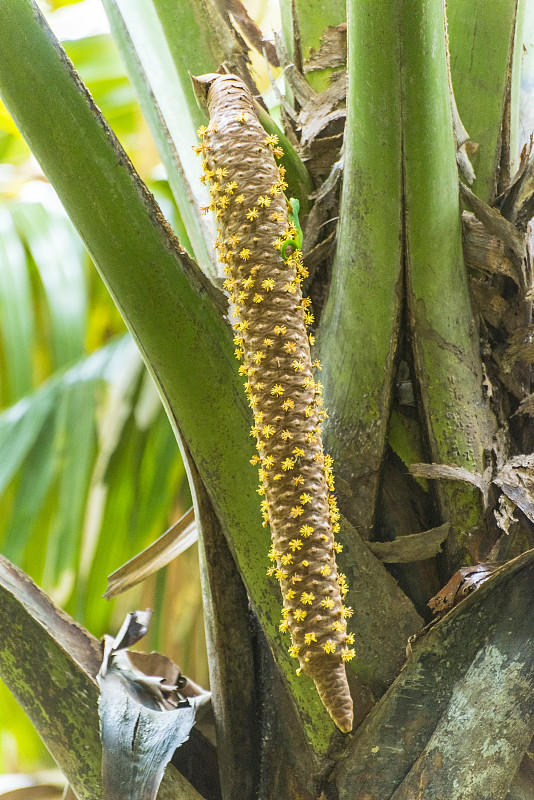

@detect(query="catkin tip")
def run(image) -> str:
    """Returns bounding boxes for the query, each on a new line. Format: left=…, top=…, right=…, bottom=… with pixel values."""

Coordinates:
left=313, top=663, right=353, bottom=733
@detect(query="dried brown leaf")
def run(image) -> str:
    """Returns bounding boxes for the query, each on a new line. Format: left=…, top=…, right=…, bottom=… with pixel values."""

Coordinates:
left=305, top=25, right=347, bottom=72
left=459, top=183, right=527, bottom=261
left=503, top=326, right=534, bottom=371
left=515, top=392, right=534, bottom=416
left=224, top=0, right=279, bottom=66
left=409, top=462, right=490, bottom=507
left=273, top=30, right=316, bottom=106
left=0, top=784, right=64, bottom=800
left=428, top=563, right=500, bottom=616
left=462, top=212, right=519, bottom=283
left=493, top=455, right=534, bottom=525
left=469, top=276, right=509, bottom=328
left=97, top=612, right=213, bottom=800
left=494, top=493, right=519, bottom=534
left=366, top=523, right=450, bottom=563
left=104, top=508, right=196, bottom=599
left=497, top=138, right=534, bottom=230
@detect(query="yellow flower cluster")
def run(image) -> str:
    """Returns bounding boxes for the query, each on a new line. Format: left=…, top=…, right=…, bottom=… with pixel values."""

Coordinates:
left=193, top=115, right=355, bottom=680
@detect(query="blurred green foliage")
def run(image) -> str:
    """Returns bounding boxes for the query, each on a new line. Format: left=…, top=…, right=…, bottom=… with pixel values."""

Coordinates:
left=0, top=0, right=205, bottom=774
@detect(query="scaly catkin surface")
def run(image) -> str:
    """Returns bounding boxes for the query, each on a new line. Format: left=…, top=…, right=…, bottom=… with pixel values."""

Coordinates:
left=193, top=73, right=354, bottom=732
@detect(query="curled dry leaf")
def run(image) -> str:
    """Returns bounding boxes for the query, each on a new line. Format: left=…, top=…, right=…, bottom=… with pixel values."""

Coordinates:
left=304, top=25, right=347, bottom=73
left=459, top=182, right=527, bottom=261
left=224, top=0, right=279, bottom=66
left=493, top=454, right=534, bottom=525
left=503, top=325, right=534, bottom=372
left=515, top=392, right=534, bottom=416
left=366, top=523, right=450, bottom=563
left=97, top=611, right=211, bottom=800
left=462, top=212, right=520, bottom=284
left=494, top=493, right=518, bottom=534
left=428, top=563, right=501, bottom=616
left=409, top=462, right=490, bottom=508
left=497, top=137, right=534, bottom=231
left=298, top=73, right=347, bottom=180
left=104, top=508, right=197, bottom=599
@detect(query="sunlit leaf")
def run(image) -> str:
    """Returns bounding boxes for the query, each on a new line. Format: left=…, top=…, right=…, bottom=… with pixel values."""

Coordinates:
left=0, top=207, right=34, bottom=403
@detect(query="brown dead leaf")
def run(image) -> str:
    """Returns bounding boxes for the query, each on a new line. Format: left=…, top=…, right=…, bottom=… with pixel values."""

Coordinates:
left=409, top=462, right=490, bottom=508
left=503, top=325, right=534, bottom=371
left=462, top=212, right=520, bottom=283
left=366, top=523, right=450, bottom=563
left=494, top=493, right=519, bottom=534
left=459, top=183, right=527, bottom=262
left=305, top=24, right=347, bottom=72
left=493, top=455, right=534, bottom=525
left=428, top=564, right=500, bottom=616
left=469, top=276, right=509, bottom=328
left=273, top=31, right=316, bottom=106
left=97, top=611, right=214, bottom=800
left=497, top=137, right=534, bottom=230
left=298, top=71, right=347, bottom=143
left=224, top=0, right=279, bottom=66
left=104, top=508, right=197, bottom=599
left=0, top=785, right=64, bottom=800
left=515, top=392, right=534, bottom=416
